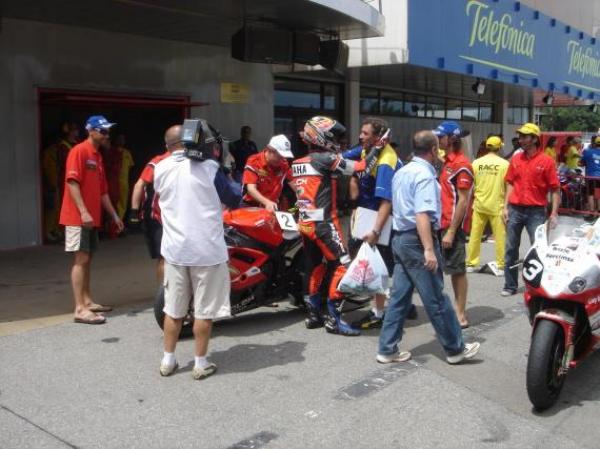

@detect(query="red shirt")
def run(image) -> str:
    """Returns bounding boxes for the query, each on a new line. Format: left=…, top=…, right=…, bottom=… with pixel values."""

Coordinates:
left=140, top=152, right=171, bottom=223
left=242, top=150, right=292, bottom=204
left=505, top=149, right=559, bottom=207
left=59, top=140, right=108, bottom=227
left=440, top=150, right=474, bottom=231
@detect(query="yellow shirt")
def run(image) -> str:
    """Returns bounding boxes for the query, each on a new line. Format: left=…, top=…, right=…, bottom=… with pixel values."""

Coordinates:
left=472, top=152, right=509, bottom=216
left=565, top=145, right=580, bottom=169
left=544, top=146, right=556, bottom=163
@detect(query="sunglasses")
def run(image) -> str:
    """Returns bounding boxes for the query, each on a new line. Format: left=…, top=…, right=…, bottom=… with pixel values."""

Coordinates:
left=93, top=128, right=110, bottom=135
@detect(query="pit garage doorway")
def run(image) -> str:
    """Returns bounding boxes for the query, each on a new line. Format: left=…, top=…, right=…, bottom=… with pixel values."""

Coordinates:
left=38, top=88, right=206, bottom=244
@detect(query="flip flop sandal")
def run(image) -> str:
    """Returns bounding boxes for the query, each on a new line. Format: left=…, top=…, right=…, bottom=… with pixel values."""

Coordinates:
left=74, top=314, right=106, bottom=325
left=89, top=305, right=113, bottom=313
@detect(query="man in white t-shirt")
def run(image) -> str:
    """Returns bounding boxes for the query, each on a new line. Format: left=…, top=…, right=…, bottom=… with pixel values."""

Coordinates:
left=154, top=123, right=241, bottom=380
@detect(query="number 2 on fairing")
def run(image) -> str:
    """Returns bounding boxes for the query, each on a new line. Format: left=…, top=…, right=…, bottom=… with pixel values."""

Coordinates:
left=275, top=212, right=298, bottom=231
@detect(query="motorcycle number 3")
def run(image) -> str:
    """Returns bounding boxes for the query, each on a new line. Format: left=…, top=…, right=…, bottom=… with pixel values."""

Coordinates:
left=523, top=259, right=543, bottom=282
left=275, top=212, right=298, bottom=231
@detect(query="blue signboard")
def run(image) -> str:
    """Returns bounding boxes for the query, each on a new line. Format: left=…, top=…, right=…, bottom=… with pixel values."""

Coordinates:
left=408, top=0, right=600, bottom=99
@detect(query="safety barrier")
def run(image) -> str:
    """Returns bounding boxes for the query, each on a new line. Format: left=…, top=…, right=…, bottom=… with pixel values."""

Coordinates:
left=558, top=172, right=600, bottom=217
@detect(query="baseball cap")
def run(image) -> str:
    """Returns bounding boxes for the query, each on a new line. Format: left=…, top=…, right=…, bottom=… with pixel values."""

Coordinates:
left=516, top=122, right=540, bottom=137
left=268, top=134, right=293, bottom=158
left=433, top=121, right=470, bottom=138
left=486, top=136, right=503, bottom=149
left=85, top=115, right=116, bottom=131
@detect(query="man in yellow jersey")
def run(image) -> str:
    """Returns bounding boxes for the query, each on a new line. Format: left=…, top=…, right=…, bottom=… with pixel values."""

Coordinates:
left=466, top=136, right=509, bottom=275
left=114, top=133, right=135, bottom=220
left=565, top=136, right=582, bottom=170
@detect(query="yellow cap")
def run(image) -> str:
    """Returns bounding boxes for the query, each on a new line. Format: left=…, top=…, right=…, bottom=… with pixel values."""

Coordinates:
left=486, top=136, right=503, bottom=149
left=516, top=122, right=541, bottom=137
left=594, top=136, right=600, bottom=145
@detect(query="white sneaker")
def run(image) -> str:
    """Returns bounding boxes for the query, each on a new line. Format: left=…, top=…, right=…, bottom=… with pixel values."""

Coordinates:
left=501, top=289, right=515, bottom=297
left=159, top=361, right=178, bottom=377
left=466, top=266, right=478, bottom=273
left=192, top=362, right=217, bottom=380
left=446, top=342, right=480, bottom=364
left=376, top=351, right=412, bottom=364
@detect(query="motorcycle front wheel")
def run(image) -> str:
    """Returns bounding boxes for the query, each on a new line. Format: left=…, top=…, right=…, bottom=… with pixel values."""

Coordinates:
left=526, top=319, right=566, bottom=410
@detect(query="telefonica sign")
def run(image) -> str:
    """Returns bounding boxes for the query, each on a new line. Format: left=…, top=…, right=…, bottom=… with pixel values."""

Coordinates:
left=408, top=0, right=600, bottom=98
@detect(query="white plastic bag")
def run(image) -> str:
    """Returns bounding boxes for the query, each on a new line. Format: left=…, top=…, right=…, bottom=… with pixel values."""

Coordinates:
left=338, top=242, right=389, bottom=295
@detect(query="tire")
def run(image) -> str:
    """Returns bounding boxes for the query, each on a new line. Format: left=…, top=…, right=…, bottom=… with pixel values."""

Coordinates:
left=526, top=320, right=566, bottom=410
left=154, top=285, right=194, bottom=339
left=288, top=253, right=305, bottom=308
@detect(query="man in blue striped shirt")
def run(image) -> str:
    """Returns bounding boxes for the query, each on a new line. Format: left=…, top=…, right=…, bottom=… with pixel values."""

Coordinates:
left=377, top=130, right=481, bottom=365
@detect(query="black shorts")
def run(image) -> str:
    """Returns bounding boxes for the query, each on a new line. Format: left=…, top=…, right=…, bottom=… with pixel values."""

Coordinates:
left=586, top=178, right=600, bottom=198
left=142, top=219, right=163, bottom=260
left=440, top=229, right=466, bottom=275
left=349, top=237, right=395, bottom=277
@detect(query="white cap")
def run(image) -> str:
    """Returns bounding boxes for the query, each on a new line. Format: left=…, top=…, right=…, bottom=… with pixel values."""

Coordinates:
left=268, top=134, right=293, bottom=158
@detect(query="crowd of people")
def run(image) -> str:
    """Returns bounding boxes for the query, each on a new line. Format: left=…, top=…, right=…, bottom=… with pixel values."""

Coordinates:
left=55, top=111, right=592, bottom=380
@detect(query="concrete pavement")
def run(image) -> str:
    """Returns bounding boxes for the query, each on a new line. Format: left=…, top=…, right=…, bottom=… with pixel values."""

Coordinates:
left=1, top=236, right=600, bottom=447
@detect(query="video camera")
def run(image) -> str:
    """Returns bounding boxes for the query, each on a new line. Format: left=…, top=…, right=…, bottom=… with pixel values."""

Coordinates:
left=182, top=118, right=223, bottom=162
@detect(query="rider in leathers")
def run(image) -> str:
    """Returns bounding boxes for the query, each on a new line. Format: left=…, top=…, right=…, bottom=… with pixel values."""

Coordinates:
left=292, top=116, right=387, bottom=336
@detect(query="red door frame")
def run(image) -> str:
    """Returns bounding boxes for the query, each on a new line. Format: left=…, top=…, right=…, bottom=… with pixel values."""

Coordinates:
left=36, top=87, right=207, bottom=245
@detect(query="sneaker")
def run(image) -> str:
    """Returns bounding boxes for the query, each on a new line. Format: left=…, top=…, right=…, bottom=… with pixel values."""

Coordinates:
left=501, top=289, right=515, bottom=297
left=192, top=362, right=217, bottom=380
left=466, top=266, right=478, bottom=273
left=352, top=310, right=383, bottom=329
left=407, top=304, right=418, bottom=320
left=159, top=361, right=178, bottom=377
left=446, top=342, right=481, bottom=364
left=376, top=351, right=412, bottom=364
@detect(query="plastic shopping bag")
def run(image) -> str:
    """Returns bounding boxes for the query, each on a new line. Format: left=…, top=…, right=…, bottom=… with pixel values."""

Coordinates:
left=338, top=242, right=388, bottom=295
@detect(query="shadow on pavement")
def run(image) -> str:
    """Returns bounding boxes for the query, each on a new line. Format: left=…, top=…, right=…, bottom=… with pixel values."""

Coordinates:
left=178, top=340, right=307, bottom=375
left=212, top=307, right=306, bottom=338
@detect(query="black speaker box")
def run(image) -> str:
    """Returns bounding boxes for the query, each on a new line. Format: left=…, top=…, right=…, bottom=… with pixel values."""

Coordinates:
left=319, top=40, right=349, bottom=73
left=293, top=32, right=320, bottom=65
left=231, top=26, right=292, bottom=64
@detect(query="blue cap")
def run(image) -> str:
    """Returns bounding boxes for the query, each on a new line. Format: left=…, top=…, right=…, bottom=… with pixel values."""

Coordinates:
left=433, top=121, right=470, bottom=138
left=85, top=115, right=116, bottom=131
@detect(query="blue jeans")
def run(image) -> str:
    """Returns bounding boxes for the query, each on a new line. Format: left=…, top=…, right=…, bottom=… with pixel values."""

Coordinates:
left=503, top=205, right=546, bottom=293
left=378, top=231, right=464, bottom=357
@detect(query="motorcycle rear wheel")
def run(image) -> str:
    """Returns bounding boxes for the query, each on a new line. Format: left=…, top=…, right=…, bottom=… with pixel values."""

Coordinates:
left=526, top=320, right=566, bottom=410
left=154, top=285, right=194, bottom=338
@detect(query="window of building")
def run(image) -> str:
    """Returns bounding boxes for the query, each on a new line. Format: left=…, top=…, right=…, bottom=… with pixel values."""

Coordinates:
left=507, top=106, right=529, bottom=124
left=323, top=84, right=340, bottom=111
left=479, top=103, right=493, bottom=122
left=446, top=99, right=462, bottom=120
left=381, top=91, right=404, bottom=116
left=404, top=94, right=426, bottom=117
left=426, top=96, right=446, bottom=118
left=274, top=80, right=321, bottom=109
left=360, top=88, right=380, bottom=114
left=462, top=100, right=479, bottom=121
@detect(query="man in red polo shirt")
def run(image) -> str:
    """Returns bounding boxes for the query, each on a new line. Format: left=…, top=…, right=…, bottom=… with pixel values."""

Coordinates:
left=242, top=134, right=294, bottom=211
left=434, top=121, right=473, bottom=328
left=130, top=125, right=181, bottom=282
left=502, top=123, right=559, bottom=296
left=60, top=115, right=124, bottom=325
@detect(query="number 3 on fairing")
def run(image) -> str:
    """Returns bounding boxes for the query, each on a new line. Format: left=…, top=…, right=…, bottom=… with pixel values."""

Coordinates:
left=523, top=259, right=543, bottom=282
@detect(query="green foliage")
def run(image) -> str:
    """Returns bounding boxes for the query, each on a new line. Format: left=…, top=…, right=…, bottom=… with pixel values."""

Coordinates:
left=540, top=106, right=600, bottom=132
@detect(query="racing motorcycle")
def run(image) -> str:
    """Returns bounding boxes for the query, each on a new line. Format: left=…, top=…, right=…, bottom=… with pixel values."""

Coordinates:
left=522, top=215, right=600, bottom=410
left=154, top=207, right=305, bottom=336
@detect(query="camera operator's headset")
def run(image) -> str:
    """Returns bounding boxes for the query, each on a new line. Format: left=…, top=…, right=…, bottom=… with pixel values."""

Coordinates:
left=182, top=119, right=223, bottom=162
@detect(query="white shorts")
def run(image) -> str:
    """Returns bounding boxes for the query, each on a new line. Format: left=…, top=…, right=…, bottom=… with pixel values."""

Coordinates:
left=163, top=262, right=231, bottom=320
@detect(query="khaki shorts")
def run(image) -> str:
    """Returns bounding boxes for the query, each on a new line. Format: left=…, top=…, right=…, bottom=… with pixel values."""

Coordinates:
left=163, top=262, right=231, bottom=320
left=65, top=226, right=99, bottom=253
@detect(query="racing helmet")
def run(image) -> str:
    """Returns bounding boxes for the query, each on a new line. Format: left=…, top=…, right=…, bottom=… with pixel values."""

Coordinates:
left=300, top=116, right=346, bottom=152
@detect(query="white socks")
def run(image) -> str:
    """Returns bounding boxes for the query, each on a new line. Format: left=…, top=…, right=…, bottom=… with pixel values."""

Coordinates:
left=195, top=356, right=210, bottom=369
left=372, top=307, right=384, bottom=319
left=162, top=352, right=210, bottom=369
left=162, top=351, right=176, bottom=367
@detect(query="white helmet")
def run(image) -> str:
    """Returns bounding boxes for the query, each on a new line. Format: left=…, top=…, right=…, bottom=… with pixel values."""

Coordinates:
left=267, top=134, right=293, bottom=158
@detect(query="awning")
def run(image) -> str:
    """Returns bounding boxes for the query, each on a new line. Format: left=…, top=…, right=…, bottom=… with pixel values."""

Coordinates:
left=39, top=92, right=209, bottom=109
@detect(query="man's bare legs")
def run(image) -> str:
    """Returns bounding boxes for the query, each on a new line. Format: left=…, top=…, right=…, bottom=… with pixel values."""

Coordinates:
left=163, top=315, right=183, bottom=353
left=72, top=251, right=104, bottom=322
left=157, top=258, right=165, bottom=283
left=452, top=273, right=468, bottom=327
left=193, top=319, right=213, bottom=358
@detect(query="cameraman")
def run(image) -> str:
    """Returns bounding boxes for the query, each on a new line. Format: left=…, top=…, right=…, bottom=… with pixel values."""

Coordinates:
left=154, top=119, right=241, bottom=380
